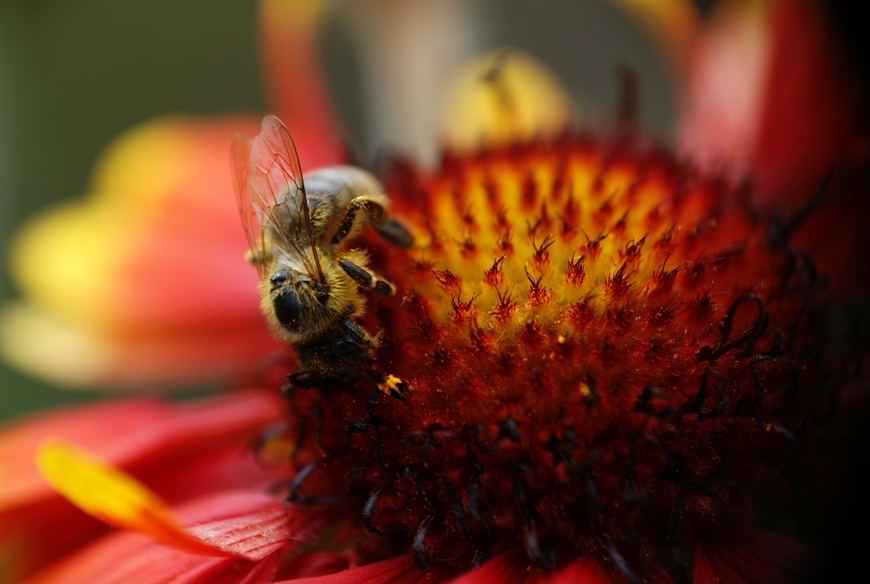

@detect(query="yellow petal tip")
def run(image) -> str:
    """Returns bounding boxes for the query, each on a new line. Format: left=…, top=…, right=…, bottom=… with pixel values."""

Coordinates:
left=35, top=440, right=220, bottom=555
left=35, top=440, right=172, bottom=525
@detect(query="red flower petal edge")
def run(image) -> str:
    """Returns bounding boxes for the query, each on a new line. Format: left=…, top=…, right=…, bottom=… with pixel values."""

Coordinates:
left=693, top=523, right=819, bottom=584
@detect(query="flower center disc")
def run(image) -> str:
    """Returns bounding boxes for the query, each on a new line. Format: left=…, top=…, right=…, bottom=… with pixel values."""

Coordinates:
left=279, top=136, right=832, bottom=579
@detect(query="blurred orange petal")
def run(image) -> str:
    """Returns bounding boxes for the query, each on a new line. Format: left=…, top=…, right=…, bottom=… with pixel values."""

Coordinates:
left=675, top=0, right=866, bottom=206
left=609, top=0, right=702, bottom=74
left=259, top=0, right=344, bottom=169
left=2, top=116, right=283, bottom=388
left=0, top=302, right=281, bottom=389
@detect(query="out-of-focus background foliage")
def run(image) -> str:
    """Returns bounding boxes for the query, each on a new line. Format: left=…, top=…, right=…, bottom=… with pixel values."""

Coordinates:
left=0, top=0, right=680, bottom=422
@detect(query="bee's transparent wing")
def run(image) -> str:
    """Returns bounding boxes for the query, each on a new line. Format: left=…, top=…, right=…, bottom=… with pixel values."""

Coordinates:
left=232, top=131, right=269, bottom=278
left=232, top=115, right=320, bottom=280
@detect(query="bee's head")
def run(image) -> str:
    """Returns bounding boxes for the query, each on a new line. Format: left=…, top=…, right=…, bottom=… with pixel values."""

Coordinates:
left=268, top=268, right=329, bottom=333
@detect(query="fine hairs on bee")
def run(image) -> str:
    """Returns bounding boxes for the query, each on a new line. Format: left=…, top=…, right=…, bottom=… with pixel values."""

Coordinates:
left=233, top=114, right=413, bottom=392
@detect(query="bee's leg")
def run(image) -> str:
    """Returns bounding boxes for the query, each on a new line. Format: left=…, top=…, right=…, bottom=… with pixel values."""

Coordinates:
left=339, top=258, right=395, bottom=297
left=289, top=365, right=406, bottom=397
left=286, top=369, right=321, bottom=390
left=288, top=322, right=374, bottom=390
left=339, top=319, right=408, bottom=397
left=294, top=320, right=407, bottom=397
left=332, top=324, right=370, bottom=361
left=286, top=368, right=359, bottom=394
left=332, top=195, right=414, bottom=249
left=338, top=319, right=373, bottom=346
left=374, top=217, right=414, bottom=249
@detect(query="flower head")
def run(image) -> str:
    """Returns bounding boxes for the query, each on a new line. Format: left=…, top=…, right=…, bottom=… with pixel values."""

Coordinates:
left=235, top=125, right=842, bottom=580
left=1, top=1, right=866, bottom=583
left=6, top=120, right=845, bottom=582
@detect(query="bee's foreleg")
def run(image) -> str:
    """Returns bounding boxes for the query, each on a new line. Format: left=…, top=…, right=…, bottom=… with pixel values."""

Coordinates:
left=287, top=369, right=344, bottom=391
left=332, top=195, right=414, bottom=249
left=338, top=319, right=373, bottom=345
left=338, top=258, right=395, bottom=297
left=377, top=217, right=414, bottom=249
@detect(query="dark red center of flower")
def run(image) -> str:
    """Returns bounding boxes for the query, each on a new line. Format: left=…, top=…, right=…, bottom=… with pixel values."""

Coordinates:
left=270, top=135, right=839, bottom=581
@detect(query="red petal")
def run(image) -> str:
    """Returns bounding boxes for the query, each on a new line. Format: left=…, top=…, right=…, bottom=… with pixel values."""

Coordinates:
left=181, top=491, right=339, bottom=563
left=164, top=492, right=288, bottom=561
left=259, top=0, right=344, bottom=169
left=693, top=524, right=818, bottom=584
left=446, top=553, right=622, bottom=584
left=448, top=554, right=525, bottom=584
left=23, top=491, right=295, bottom=584
left=1, top=391, right=282, bottom=509
left=442, top=548, right=679, bottom=584
left=275, top=551, right=355, bottom=579
left=276, top=555, right=447, bottom=584
left=752, top=0, right=863, bottom=206
left=0, top=391, right=284, bottom=578
left=548, top=558, right=618, bottom=584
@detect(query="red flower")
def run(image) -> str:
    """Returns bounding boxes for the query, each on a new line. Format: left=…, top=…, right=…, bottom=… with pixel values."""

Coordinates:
left=1, top=1, right=865, bottom=582
left=5, top=120, right=852, bottom=581
left=618, top=0, right=870, bottom=295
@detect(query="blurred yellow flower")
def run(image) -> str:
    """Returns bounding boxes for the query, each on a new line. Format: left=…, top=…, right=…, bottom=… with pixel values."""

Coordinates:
left=439, top=49, right=574, bottom=151
left=1, top=117, right=280, bottom=389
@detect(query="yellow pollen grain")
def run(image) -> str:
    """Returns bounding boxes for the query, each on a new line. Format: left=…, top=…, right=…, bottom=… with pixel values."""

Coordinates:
left=378, top=374, right=407, bottom=396
left=579, top=382, right=592, bottom=399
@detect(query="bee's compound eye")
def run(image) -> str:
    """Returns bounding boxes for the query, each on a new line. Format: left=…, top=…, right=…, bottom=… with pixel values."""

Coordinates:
left=273, top=288, right=303, bottom=329
left=270, top=270, right=289, bottom=289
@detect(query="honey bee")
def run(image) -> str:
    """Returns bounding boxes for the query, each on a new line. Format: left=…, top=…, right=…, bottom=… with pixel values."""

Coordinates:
left=233, top=115, right=412, bottom=392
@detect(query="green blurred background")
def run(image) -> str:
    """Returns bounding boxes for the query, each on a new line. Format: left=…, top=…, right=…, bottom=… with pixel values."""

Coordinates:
left=0, top=0, right=676, bottom=422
